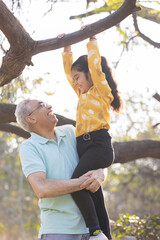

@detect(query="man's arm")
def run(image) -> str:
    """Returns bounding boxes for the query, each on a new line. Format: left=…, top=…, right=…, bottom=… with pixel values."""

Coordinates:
left=28, top=168, right=106, bottom=199
left=27, top=171, right=92, bottom=199
left=80, top=168, right=108, bottom=193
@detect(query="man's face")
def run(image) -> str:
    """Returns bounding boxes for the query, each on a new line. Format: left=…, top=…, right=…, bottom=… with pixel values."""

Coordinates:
left=26, top=100, right=58, bottom=128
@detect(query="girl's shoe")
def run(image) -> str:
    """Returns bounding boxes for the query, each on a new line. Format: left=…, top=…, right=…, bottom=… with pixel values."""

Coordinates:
left=89, top=232, right=109, bottom=240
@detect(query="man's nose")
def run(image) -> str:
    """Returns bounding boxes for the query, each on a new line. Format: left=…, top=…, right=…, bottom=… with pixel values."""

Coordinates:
left=46, top=103, right=52, bottom=109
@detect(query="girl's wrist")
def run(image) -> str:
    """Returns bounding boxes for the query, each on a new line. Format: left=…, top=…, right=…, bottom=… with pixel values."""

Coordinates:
left=90, top=36, right=97, bottom=41
left=64, top=45, right=71, bottom=53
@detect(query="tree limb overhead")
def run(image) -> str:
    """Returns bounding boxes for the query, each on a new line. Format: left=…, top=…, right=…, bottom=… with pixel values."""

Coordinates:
left=0, top=0, right=140, bottom=87
left=70, top=2, right=160, bottom=24
left=133, top=12, right=160, bottom=49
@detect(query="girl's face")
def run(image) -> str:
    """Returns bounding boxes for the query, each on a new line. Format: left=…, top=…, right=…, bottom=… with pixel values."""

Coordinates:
left=71, top=69, right=93, bottom=94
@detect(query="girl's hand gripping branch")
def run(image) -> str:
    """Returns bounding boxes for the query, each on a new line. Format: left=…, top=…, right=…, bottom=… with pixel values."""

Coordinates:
left=80, top=25, right=97, bottom=42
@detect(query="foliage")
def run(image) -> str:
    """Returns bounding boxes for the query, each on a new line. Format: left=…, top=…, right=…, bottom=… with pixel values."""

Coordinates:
left=112, top=213, right=160, bottom=239
left=0, top=222, right=6, bottom=234
left=110, top=90, right=160, bottom=140
left=104, top=156, right=160, bottom=220
left=0, top=76, right=31, bottom=103
left=103, top=97, right=160, bottom=222
left=0, top=132, right=40, bottom=240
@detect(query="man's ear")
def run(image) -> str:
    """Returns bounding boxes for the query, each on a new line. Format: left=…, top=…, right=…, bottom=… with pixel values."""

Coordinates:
left=26, top=116, right=37, bottom=125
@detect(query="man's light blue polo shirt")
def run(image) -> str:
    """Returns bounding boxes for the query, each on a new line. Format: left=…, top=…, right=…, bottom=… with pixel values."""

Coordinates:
left=19, top=124, right=88, bottom=238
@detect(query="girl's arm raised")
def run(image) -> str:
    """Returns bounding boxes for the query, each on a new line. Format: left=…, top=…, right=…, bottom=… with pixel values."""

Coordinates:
left=87, top=38, right=113, bottom=103
left=57, top=34, right=80, bottom=96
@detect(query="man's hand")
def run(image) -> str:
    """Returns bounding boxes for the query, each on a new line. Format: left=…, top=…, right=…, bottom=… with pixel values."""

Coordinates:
left=80, top=169, right=107, bottom=193
left=28, top=171, right=91, bottom=198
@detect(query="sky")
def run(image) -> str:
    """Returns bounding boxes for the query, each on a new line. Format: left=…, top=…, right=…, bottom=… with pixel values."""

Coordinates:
left=1, top=0, right=160, bottom=122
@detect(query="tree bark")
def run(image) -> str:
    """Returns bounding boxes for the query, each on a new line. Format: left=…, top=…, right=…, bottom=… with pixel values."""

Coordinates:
left=0, top=123, right=31, bottom=138
left=153, top=93, right=160, bottom=102
left=0, top=0, right=35, bottom=86
left=113, top=140, right=160, bottom=164
left=0, top=103, right=17, bottom=124
left=0, top=0, right=140, bottom=86
left=137, top=4, right=160, bottom=24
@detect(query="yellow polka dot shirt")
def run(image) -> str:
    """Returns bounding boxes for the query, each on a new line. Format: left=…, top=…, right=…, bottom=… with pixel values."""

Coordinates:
left=62, top=40, right=114, bottom=137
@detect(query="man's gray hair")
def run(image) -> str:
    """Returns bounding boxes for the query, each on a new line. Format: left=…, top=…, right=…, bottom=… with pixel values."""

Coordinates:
left=15, top=99, right=33, bottom=132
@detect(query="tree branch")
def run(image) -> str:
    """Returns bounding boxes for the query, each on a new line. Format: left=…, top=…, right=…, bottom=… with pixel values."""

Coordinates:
left=0, top=0, right=140, bottom=87
left=0, top=123, right=30, bottom=138
left=0, top=1, right=33, bottom=46
left=113, top=140, right=160, bottom=163
left=0, top=103, right=159, bottom=162
left=152, top=123, right=160, bottom=129
left=153, top=92, right=160, bottom=102
left=133, top=12, right=160, bottom=48
left=70, top=2, right=160, bottom=24
left=1, top=122, right=160, bottom=163
left=33, top=0, right=140, bottom=54
left=138, top=3, right=160, bottom=24
left=0, top=102, right=75, bottom=125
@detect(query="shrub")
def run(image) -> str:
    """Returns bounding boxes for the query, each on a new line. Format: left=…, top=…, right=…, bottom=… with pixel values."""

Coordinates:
left=112, top=213, right=160, bottom=239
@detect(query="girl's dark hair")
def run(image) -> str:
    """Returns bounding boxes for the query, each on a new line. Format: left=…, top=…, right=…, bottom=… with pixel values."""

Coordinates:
left=101, top=56, right=123, bottom=113
left=71, top=55, right=123, bottom=113
left=71, top=55, right=89, bottom=80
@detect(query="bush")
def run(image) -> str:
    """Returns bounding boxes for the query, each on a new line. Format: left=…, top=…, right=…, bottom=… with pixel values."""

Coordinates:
left=112, top=213, right=160, bottom=239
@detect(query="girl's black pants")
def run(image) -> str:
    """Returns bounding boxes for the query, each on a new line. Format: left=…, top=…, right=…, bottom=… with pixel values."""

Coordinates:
left=71, top=129, right=114, bottom=239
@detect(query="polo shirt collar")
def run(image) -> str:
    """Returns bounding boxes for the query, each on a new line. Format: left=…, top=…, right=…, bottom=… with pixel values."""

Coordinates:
left=30, top=127, right=66, bottom=144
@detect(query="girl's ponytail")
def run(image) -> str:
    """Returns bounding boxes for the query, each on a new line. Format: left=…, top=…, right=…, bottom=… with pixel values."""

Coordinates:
left=101, top=56, right=123, bottom=113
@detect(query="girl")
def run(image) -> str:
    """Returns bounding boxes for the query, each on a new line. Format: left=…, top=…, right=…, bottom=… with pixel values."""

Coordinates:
left=59, top=32, right=122, bottom=240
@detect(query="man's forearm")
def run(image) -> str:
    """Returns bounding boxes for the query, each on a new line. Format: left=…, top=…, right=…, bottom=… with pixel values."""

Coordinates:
left=28, top=172, right=88, bottom=199
left=39, top=178, right=83, bottom=198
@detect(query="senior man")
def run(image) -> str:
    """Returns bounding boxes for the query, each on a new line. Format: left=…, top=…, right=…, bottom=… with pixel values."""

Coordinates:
left=15, top=99, right=107, bottom=240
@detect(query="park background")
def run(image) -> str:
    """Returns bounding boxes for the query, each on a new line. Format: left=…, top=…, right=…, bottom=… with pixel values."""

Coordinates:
left=0, top=0, right=160, bottom=239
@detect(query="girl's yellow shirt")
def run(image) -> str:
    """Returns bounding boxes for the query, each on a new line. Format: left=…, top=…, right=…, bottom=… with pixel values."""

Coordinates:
left=62, top=40, right=114, bottom=137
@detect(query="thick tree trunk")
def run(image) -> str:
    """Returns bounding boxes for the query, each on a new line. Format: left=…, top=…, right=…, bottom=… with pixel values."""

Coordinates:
left=0, top=1, right=35, bottom=86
